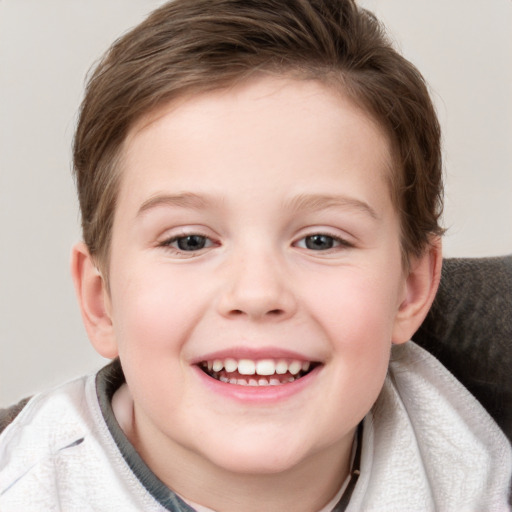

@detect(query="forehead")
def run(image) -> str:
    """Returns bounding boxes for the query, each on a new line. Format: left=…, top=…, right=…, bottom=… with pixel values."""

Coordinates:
left=118, top=76, right=394, bottom=214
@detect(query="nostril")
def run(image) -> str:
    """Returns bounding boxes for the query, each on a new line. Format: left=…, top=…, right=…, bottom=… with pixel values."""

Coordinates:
left=228, top=308, right=284, bottom=317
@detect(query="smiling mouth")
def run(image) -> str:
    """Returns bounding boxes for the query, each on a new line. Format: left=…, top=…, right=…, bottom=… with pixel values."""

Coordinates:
left=198, top=358, right=319, bottom=386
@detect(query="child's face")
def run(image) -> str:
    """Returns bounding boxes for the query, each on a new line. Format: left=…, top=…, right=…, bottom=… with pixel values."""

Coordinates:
left=103, top=77, right=408, bottom=477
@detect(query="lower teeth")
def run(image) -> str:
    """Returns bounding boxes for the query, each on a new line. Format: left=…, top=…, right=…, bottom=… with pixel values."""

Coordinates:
left=209, top=371, right=302, bottom=386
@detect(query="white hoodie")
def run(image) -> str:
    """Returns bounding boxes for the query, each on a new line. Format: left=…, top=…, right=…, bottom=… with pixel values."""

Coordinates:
left=0, top=342, right=510, bottom=511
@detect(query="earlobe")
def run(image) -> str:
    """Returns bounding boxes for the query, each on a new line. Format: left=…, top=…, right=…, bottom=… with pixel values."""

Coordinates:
left=71, top=243, right=119, bottom=359
left=392, top=237, right=442, bottom=345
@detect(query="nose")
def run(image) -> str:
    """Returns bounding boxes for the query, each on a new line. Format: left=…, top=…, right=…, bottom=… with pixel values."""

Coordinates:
left=216, top=247, right=297, bottom=321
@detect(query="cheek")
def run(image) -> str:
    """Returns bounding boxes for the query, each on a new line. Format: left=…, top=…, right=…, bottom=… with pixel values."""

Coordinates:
left=302, top=267, right=401, bottom=406
left=108, top=268, right=201, bottom=417
left=109, top=263, right=206, bottom=357
left=306, top=269, right=401, bottom=348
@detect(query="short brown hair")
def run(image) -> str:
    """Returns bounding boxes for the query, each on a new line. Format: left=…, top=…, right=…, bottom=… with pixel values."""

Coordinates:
left=73, top=0, right=443, bottom=272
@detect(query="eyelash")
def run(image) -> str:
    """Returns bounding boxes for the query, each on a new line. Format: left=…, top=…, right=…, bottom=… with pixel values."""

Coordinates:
left=158, top=232, right=353, bottom=256
left=159, top=233, right=216, bottom=256
left=294, top=233, right=353, bottom=252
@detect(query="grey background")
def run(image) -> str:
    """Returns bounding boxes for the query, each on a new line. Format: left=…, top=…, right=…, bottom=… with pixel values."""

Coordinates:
left=1, top=0, right=511, bottom=405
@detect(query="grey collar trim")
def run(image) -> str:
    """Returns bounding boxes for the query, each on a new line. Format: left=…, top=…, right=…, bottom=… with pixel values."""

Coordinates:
left=95, top=359, right=195, bottom=512
left=95, top=359, right=361, bottom=512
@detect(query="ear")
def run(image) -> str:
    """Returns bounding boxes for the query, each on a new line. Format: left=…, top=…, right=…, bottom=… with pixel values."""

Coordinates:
left=392, top=237, right=442, bottom=344
left=71, top=242, right=119, bottom=358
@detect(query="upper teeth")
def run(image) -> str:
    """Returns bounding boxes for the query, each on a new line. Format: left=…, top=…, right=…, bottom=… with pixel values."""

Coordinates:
left=206, top=358, right=310, bottom=376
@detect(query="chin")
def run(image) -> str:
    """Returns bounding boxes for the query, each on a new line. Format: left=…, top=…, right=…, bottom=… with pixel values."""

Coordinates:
left=195, top=433, right=317, bottom=476
left=212, top=454, right=305, bottom=476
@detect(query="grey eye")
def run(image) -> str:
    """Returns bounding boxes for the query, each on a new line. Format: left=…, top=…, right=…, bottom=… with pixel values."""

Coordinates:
left=174, top=235, right=209, bottom=251
left=303, top=234, right=337, bottom=250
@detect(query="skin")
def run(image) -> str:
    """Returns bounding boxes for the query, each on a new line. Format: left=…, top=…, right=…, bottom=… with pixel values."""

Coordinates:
left=72, top=76, right=441, bottom=512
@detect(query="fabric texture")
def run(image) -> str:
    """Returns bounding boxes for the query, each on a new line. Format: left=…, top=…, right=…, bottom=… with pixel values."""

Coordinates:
left=414, top=255, right=512, bottom=441
left=0, top=342, right=510, bottom=511
left=0, top=397, right=31, bottom=435
left=347, top=342, right=511, bottom=511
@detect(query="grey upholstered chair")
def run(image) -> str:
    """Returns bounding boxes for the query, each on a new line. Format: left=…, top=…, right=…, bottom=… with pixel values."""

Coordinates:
left=414, top=255, right=512, bottom=442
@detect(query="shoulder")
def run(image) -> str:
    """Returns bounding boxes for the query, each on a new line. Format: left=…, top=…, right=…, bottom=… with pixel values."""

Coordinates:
left=361, top=341, right=512, bottom=510
left=1, top=373, right=104, bottom=508
left=386, top=341, right=511, bottom=456
left=0, top=360, right=124, bottom=438
left=0, top=366, right=173, bottom=511
left=349, top=342, right=512, bottom=510
left=0, top=397, right=32, bottom=435
left=0, top=374, right=96, bottom=449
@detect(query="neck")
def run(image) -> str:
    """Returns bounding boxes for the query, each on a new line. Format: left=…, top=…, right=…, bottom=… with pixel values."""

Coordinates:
left=179, top=459, right=350, bottom=512
left=113, top=384, right=355, bottom=512
left=132, top=418, right=354, bottom=512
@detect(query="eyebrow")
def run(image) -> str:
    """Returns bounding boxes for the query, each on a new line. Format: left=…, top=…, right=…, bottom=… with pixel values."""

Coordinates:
left=137, top=193, right=213, bottom=217
left=136, top=192, right=379, bottom=220
left=285, top=193, right=379, bottom=220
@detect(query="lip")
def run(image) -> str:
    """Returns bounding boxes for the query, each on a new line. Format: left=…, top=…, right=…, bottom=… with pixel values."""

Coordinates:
left=191, top=360, right=322, bottom=404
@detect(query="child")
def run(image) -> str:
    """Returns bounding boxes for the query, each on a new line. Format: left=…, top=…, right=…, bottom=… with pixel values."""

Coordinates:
left=0, top=0, right=510, bottom=510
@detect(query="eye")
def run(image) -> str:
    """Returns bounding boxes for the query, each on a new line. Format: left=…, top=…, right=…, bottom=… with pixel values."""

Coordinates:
left=163, top=234, right=215, bottom=252
left=295, top=234, right=350, bottom=251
